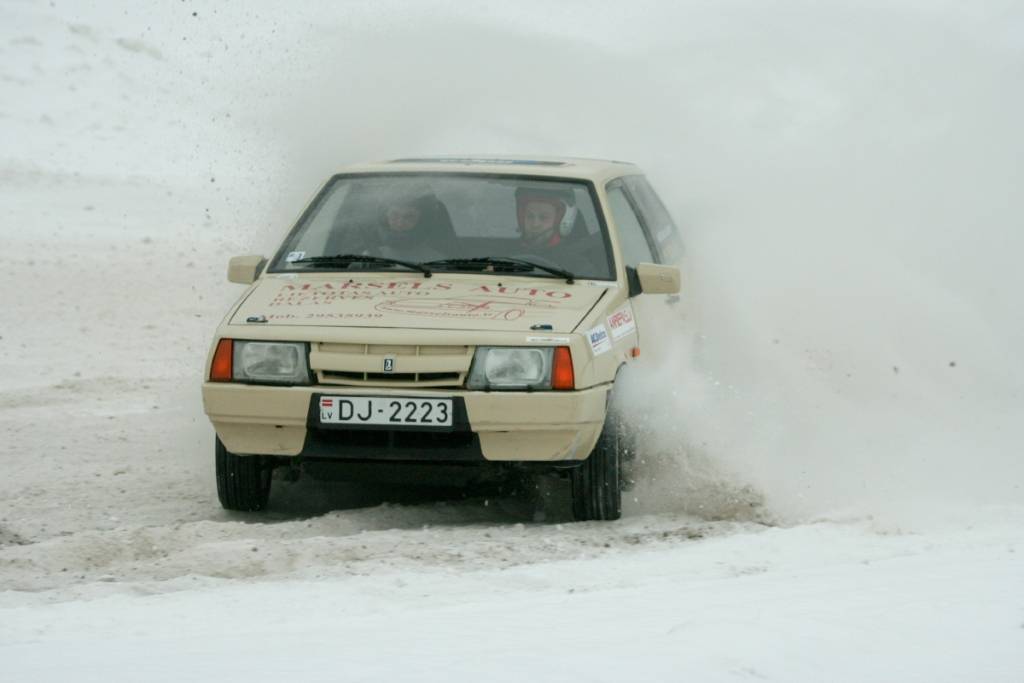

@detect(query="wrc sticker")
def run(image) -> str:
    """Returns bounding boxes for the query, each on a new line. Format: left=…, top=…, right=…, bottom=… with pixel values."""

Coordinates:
left=606, top=305, right=636, bottom=341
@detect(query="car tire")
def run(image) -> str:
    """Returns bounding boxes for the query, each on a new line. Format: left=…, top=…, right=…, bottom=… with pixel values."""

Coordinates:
left=570, top=398, right=625, bottom=521
left=215, top=437, right=273, bottom=512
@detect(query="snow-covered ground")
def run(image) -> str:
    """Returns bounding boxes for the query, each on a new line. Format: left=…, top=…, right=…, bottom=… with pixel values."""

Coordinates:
left=2, top=1, right=1023, bottom=680
left=4, top=514, right=1022, bottom=682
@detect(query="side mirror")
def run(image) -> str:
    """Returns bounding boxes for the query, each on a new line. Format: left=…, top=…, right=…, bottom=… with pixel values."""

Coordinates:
left=633, top=263, right=681, bottom=295
left=227, top=255, right=268, bottom=284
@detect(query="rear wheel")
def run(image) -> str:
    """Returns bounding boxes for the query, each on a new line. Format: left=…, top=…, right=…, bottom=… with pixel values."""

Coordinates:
left=215, top=437, right=273, bottom=511
left=570, top=400, right=626, bottom=521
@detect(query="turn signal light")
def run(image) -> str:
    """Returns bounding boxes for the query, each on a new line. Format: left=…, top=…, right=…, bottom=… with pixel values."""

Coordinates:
left=210, top=338, right=233, bottom=381
left=551, top=346, right=575, bottom=390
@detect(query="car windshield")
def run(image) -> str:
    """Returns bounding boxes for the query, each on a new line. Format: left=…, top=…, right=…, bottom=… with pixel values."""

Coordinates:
left=269, top=174, right=615, bottom=280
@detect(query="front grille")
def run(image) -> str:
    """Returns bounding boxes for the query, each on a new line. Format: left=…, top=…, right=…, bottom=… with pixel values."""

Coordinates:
left=310, top=343, right=472, bottom=388
left=321, top=371, right=365, bottom=382
left=418, top=372, right=461, bottom=382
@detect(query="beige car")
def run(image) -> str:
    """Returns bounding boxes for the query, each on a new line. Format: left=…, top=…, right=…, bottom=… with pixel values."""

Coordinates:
left=202, top=157, right=682, bottom=520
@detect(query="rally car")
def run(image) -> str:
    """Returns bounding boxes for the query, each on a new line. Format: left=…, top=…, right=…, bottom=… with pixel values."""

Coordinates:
left=202, top=156, right=682, bottom=521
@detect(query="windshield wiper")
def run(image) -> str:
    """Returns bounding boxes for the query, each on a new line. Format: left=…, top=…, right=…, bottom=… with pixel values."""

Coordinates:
left=423, top=256, right=574, bottom=283
left=293, top=253, right=432, bottom=277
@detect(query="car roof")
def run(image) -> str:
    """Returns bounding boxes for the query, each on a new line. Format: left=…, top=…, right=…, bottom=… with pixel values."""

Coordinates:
left=335, top=155, right=642, bottom=184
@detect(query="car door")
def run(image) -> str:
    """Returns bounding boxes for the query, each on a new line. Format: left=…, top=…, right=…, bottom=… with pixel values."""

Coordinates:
left=622, top=175, right=684, bottom=265
left=604, top=179, right=666, bottom=351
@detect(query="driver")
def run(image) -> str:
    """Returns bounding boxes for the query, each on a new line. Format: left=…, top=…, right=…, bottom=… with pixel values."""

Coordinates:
left=515, top=188, right=575, bottom=249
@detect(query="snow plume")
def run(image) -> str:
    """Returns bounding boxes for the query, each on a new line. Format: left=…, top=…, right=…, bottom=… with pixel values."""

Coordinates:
left=615, top=3, right=1024, bottom=526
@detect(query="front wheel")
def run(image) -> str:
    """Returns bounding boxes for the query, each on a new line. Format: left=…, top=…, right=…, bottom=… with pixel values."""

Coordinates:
left=570, top=402, right=626, bottom=521
left=215, top=437, right=273, bottom=511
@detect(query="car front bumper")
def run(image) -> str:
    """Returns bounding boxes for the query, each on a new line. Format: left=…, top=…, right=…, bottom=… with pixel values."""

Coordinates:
left=201, top=383, right=609, bottom=462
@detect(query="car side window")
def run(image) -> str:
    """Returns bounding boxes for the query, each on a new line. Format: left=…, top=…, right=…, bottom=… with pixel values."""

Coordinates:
left=606, top=184, right=656, bottom=267
left=623, top=176, right=684, bottom=263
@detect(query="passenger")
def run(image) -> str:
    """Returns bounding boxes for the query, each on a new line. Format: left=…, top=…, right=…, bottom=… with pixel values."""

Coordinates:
left=344, top=185, right=454, bottom=262
left=380, top=195, right=426, bottom=243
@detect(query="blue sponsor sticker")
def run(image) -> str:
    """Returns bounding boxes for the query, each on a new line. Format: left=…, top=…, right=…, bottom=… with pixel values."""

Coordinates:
left=587, top=324, right=612, bottom=356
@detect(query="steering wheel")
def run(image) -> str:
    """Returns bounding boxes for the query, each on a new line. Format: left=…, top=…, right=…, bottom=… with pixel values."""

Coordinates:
left=507, top=253, right=564, bottom=270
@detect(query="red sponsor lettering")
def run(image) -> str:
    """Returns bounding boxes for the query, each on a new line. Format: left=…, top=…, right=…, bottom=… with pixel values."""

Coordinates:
left=608, top=310, right=633, bottom=328
left=470, top=285, right=572, bottom=299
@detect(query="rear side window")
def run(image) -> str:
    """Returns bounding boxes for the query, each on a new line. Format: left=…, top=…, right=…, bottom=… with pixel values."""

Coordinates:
left=606, top=185, right=655, bottom=267
left=622, top=176, right=684, bottom=263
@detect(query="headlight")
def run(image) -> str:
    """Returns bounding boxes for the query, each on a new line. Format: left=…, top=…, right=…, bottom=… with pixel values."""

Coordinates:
left=233, top=341, right=311, bottom=385
left=467, top=347, right=553, bottom=390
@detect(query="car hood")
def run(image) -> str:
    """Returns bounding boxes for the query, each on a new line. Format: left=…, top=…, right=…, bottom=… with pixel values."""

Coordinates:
left=230, top=274, right=613, bottom=333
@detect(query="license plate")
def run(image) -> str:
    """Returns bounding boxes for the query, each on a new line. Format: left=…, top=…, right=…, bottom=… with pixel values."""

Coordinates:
left=318, top=396, right=453, bottom=427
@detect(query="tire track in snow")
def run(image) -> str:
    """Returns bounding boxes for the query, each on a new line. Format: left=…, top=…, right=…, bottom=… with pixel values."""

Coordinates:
left=0, top=507, right=765, bottom=602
